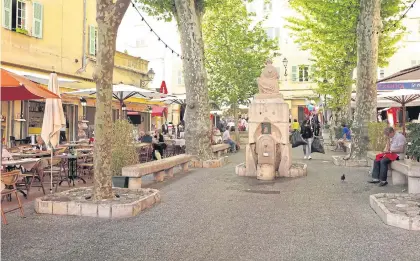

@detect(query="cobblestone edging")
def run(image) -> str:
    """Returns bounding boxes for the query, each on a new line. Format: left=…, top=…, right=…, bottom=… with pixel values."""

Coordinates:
left=34, top=188, right=161, bottom=219
left=370, top=193, right=420, bottom=231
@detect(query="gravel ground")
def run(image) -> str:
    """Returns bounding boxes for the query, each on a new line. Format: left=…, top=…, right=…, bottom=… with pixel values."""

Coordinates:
left=2, top=147, right=419, bottom=261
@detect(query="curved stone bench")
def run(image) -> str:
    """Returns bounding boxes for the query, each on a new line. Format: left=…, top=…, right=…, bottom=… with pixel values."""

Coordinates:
left=212, top=144, right=230, bottom=157
left=367, top=151, right=420, bottom=193
left=122, top=155, right=193, bottom=189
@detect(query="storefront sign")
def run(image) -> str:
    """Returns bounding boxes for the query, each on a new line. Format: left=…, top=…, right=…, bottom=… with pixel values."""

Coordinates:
left=377, top=81, right=420, bottom=90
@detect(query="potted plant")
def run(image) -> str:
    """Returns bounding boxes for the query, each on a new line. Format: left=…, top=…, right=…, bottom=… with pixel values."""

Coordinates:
left=111, top=120, right=139, bottom=188
left=406, top=123, right=420, bottom=164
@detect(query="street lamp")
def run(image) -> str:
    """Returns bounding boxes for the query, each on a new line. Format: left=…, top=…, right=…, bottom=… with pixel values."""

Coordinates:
left=139, top=68, right=156, bottom=88
left=80, top=97, right=87, bottom=120
left=282, top=58, right=288, bottom=80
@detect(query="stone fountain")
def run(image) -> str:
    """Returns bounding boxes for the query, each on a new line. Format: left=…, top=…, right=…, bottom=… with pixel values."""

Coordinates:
left=236, top=60, right=307, bottom=179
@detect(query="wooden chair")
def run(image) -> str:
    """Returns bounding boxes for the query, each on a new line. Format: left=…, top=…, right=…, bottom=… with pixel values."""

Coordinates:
left=139, top=146, right=151, bottom=163
left=44, top=149, right=69, bottom=189
left=165, top=144, right=176, bottom=158
left=1, top=170, right=25, bottom=224
left=17, top=159, right=46, bottom=196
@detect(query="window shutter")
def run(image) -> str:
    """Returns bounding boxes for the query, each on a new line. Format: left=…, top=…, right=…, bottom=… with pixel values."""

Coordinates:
left=2, top=0, right=12, bottom=30
left=292, top=66, right=297, bottom=81
left=89, top=25, right=96, bottom=55
left=33, top=2, right=43, bottom=38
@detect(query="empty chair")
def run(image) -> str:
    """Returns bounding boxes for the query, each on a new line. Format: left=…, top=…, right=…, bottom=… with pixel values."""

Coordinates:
left=1, top=170, right=25, bottom=224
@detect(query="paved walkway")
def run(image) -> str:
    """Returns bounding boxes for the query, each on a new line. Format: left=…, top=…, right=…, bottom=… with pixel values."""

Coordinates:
left=2, top=148, right=419, bottom=261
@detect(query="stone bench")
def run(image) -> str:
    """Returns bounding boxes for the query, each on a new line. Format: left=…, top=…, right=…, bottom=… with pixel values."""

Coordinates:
left=122, top=155, right=193, bottom=189
left=211, top=144, right=230, bottom=157
left=367, top=151, right=420, bottom=193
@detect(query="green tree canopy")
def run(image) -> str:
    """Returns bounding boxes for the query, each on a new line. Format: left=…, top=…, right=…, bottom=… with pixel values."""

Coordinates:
left=203, top=0, right=278, bottom=108
left=287, top=0, right=407, bottom=112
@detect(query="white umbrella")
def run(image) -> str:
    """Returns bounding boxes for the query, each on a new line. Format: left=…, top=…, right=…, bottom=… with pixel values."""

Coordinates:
left=378, top=89, right=420, bottom=134
left=41, top=73, right=66, bottom=193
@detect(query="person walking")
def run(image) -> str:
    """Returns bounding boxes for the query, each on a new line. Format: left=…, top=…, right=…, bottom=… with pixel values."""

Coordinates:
left=301, top=119, right=314, bottom=160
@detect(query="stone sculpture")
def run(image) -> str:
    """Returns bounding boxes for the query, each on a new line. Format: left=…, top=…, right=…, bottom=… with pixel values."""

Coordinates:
left=240, top=60, right=300, bottom=180
left=257, top=60, right=280, bottom=94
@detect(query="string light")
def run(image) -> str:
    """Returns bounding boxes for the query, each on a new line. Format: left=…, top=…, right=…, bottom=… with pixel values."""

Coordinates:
left=381, top=0, right=417, bottom=34
left=131, top=1, right=203, bottom=62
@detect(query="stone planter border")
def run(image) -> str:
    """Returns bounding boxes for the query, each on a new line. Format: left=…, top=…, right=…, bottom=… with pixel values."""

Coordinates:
left=34, top=188, right=161, bottom=219
left=369, top=193, right=420, bottom=231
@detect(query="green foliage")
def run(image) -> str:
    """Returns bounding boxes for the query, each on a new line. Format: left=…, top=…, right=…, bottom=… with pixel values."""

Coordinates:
left=202, top=0, right=278, bottom=107
left=407, top=123, right=420, bottom=161
left=368, top=122, right=388, bottom=151
left=287, top=0, right=408, bottom=110
left=111, top=120, right=139, bottom=176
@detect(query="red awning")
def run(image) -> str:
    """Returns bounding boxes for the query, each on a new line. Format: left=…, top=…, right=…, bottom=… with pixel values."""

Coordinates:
left=151, top=106, right=167, bottom=117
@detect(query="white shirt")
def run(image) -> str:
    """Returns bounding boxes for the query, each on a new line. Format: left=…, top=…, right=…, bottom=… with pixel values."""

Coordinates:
left=222, top=130, right=231, bottom=141
left=390, top=132, right=406, bottom=153
left=227, top=122, right=235, bottom=127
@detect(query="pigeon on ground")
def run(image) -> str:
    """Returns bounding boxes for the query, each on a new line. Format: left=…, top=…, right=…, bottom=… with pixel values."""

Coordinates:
left=341, top=174, right=345, bottom=181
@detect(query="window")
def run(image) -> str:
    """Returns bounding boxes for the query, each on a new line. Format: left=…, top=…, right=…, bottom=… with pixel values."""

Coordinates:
left=177, top=70, right=184, bottom=85
left=379, top=69, right=385, bottom=79
left=264, top=0, right=272, bottom=12
left=248, top=2, right=256, bottom=13
left=264, top=27, right=280, bottom=40
left=89, top=25, right=98, bottom=56
left=2, top=0, right=43, bottom=38
left=292, top=65, right=309, bottom=82
left=16, top=0, right=25, bottom=29
left=298, top=65, right=309, bottom=82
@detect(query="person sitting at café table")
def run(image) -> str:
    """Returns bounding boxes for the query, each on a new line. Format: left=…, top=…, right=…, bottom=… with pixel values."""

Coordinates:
left=154, top=129, right=166, bottom=155
left=36, top=136, right=48, bottom=151
left=368, top=127, right=406, bottom=187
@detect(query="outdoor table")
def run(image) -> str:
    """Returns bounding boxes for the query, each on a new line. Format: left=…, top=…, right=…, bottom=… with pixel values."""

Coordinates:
left=10, top=151, right=51, bottom=158
left=54, top=154, right=87, bottom=186
left=1, top=158, right=41, bottom=198
left=134, top=143, right=152, bottom=149
left=76, top=148, right=93, bottom=154
left=174, top=139, right=186, bottom=147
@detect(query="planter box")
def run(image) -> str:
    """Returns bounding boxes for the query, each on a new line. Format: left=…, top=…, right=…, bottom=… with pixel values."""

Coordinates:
left=112, top=176, right=129, bottom=188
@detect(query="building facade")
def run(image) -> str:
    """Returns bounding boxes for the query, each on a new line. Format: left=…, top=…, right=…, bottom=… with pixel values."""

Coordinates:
left=1, top=0, right=159, bottom=144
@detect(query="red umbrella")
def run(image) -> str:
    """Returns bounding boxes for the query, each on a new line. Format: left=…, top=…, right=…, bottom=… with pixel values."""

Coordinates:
left=160, top=81, right=168, bottom=95
left=1, top=69, right=60, bottom=101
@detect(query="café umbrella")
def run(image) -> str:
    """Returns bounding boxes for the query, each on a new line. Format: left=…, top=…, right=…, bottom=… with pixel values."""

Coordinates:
left=1, top=68, right=60, bottom=100
left=378, top=89, right=420, bottom=135
left=41, top=73, right=66, bottom=193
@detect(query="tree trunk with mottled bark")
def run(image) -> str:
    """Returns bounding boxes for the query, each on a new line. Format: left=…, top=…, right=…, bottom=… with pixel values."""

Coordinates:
left=93, top=0, right=130, bottom=200
left=349, top=0, right=381, bottom=159
left=174, top=0, right=213, bottom=160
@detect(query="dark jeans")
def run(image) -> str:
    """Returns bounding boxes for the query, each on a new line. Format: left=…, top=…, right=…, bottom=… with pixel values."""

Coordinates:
left=372, top=157, right=392, bottom=181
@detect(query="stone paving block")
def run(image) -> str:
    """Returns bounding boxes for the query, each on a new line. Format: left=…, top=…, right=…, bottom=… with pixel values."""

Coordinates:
left=98, top=204, right=112, bottom=218
left=52, top=201, right=68, bottom=215
left=67, top=201, right=82, bottom=216
left=37, top=200, right=52, bottom=214
left=132, top=201, right=142, bottom=216
left=411, top=216, right=420, bottom=231
left=112, top=204, right=134, bottom=218
left=143, top=194, right=156, bottom=209
left=81, top=203, right=98, bottom=217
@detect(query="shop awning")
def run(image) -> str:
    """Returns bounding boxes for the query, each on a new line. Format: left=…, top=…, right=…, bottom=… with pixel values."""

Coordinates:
left=151, top=106, right=167, bottom=117
left=1, top=69, right=60, bottom=101
left=377, top=65, right=420, bottom=90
